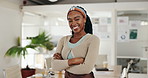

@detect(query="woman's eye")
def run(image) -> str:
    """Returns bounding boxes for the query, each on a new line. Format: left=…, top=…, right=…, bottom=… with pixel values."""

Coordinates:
left=75, top=19, right=79, bottom=21
left=68, top=20, right=72, bottom=22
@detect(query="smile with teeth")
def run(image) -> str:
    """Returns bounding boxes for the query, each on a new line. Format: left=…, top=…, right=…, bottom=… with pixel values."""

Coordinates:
left=72, top=26, right=79, bottom=31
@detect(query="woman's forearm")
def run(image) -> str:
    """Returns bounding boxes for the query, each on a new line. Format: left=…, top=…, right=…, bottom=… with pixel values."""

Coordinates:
left=53, top=53, right=84, bottom=66
left=68, top=57, right=84, bottom=66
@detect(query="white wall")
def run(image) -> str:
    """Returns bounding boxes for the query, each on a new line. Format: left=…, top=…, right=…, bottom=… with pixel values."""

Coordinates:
left=0, top=0, right=22, bottom=78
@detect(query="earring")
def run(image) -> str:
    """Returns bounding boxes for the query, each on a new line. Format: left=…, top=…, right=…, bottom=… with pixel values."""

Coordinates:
left=84, top=22, right=86, bottom=26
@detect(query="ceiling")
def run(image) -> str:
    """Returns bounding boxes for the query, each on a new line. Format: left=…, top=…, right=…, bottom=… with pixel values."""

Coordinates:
left=26, top=0, right=117, bottom=5
left=27, top=0, right=61, bottom=5
left=26, top=0, right=148, bottom=5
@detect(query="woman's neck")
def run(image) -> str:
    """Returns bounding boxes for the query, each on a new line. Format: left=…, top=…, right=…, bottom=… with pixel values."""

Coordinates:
left=73, top=32, right=86, bottom=38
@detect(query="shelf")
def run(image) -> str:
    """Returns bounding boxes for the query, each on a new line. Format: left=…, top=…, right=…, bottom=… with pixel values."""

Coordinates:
left=116, top=56, right=148, bottom=60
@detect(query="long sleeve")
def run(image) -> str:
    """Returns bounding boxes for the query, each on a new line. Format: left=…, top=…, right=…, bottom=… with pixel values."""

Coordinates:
left=67, top=35, right=100, bottom=74
left=51, top=36, right=70, bottom=71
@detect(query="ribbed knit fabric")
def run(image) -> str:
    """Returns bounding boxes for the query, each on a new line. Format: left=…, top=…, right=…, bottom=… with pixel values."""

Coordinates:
left=67, top=34, right=88, bottom=59
left=51, top=34, right=100, bottom=74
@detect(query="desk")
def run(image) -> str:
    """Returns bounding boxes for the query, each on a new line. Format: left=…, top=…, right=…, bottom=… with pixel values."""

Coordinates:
left=27, top=71, right=64, bottom=78
left=28, top=71, right=120, bottom=78
left=93, top=65, right=122, bottom=78
left=28, top=66, right=121, bottom=78
left=93, top=70, right=120, bottom=78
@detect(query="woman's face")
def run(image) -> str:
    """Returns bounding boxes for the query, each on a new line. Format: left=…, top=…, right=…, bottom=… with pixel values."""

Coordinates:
left=67, top=11, right=86, bottom=34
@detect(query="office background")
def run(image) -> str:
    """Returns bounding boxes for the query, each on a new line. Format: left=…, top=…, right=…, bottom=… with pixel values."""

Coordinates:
left=0, top=0, right=148, bottom=78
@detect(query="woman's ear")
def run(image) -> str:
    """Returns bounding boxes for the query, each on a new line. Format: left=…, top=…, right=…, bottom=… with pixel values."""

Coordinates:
left=84, top=19, right=86, bottom=24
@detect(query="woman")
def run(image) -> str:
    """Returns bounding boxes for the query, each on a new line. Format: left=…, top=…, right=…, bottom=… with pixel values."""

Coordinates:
left=51, top=6, right=100, bottom=78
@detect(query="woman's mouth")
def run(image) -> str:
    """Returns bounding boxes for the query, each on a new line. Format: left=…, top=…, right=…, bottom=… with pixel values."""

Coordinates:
left=72, top=26, right=79, bottom=32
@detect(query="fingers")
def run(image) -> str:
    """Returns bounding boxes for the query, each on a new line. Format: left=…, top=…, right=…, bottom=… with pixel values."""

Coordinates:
left=54, top=53, right=60, bottom=56
left=53, top=53, right=63, bottom=60
left=53, top=53, right=61, bottom=58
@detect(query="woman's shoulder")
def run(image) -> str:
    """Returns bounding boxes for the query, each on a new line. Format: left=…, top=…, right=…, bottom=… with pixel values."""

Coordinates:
left=87, top=34, right=100, bottom=40
left=86, top=34, right=100, bottom=44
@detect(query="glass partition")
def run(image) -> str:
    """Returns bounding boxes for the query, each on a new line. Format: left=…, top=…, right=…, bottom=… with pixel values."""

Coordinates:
left=116, top=10, right=148, bottom=74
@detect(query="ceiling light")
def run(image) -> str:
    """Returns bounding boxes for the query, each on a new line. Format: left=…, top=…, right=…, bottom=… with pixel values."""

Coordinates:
left=48, top=0, right=58, bottom=2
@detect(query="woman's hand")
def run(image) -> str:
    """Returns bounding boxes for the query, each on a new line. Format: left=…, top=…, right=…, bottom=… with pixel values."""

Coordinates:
left=68, top=57, right=84, bottom=66
left=53, top=53, right=63, bottom=60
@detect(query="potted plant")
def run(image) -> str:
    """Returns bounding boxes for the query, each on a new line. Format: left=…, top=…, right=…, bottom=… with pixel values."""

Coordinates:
left=4, top=31, right=54, bottom=78
left=28, top=31, right=54, bottom=52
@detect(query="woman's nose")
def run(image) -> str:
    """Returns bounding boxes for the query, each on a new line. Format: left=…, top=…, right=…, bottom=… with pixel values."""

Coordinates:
left=71, top=21, right=77, bottom=26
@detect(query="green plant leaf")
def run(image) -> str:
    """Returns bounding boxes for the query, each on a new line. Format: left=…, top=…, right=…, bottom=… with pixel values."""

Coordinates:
left=43, top=42, right=54, bottom=50
left=28, top=31, right=54, bottom=51
left=5, top=46, right=25, bottom=57
left=4, top=31, right=54, bottom=59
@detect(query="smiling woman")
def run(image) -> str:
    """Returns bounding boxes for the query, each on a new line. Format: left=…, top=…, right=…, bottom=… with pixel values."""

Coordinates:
left=51, top=6, right=100, bottom=78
